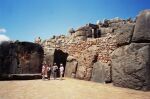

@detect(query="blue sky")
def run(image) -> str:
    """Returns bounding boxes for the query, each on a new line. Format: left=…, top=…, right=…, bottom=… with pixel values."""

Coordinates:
left=0, top=0, right=150, bottom=42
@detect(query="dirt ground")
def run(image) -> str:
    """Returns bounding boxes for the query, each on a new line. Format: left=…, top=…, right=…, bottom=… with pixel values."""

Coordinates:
left=0, top=78, right=150, bottom=99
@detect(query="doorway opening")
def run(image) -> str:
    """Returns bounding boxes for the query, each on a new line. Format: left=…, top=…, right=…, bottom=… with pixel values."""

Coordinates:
left=53, top=49, right=68, bottom=77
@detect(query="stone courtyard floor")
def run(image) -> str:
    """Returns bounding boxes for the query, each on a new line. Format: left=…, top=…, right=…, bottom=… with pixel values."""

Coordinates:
left=0, top=78, right=150, bottom=99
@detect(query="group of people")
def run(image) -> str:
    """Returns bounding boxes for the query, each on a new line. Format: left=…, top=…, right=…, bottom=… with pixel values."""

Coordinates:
left=41, top=63, right=64, bottom=80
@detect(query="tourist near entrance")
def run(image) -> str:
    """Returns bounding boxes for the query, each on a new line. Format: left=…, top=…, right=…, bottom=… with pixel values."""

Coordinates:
left=0, top=0, right=150, bottom=99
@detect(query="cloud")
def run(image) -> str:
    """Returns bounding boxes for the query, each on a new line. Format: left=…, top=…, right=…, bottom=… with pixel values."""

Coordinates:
left=0, top=34, right=10, bottom=43
left=0, top=28, right=7, bottom=33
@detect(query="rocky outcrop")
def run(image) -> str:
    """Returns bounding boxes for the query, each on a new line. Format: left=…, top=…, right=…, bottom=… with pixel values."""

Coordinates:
left=0, top=41, right=44, bottom=78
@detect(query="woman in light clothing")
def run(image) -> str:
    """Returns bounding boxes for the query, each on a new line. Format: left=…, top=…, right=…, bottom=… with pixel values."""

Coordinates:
left=59, top=64, right=64, bottom=80
left=47, top=64, right=52, bottom=80
left=41, top=63, right=47, bottom=80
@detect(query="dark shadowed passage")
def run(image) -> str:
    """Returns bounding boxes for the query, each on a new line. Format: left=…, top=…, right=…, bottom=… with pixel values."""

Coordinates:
left=53, top=49, right=68, bottom=77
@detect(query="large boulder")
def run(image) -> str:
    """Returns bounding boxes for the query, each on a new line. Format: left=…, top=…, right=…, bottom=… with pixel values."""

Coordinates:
left=103, top=62, right=112, bottom=83
left=111, top=43, right=150, bottom=90
left=44, top=48, right=55, bottom=66
left=75, top=25, right=93, bottom=38
left=75, top=57, right=86, bottom=80
left=132, top=10, right=150, bottom=42
left=65, top=56, right=78, bottom=78
left=100, top=27, right=113, bottom=36
left=91, top=61, right=111, bottom=83
left=109, top=21, right=125, bottom=30
left=91, top=62, right=105, bottom=83
left=114, top=23, right=135, bottom=46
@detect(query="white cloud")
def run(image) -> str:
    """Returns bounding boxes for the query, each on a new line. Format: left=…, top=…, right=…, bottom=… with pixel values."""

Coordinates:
left=0, top=34, right=10, bottom=43
left=0, top=28, right=7, bottom=33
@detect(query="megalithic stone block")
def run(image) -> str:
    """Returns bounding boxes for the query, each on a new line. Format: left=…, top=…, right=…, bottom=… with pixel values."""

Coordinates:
left=91, top=61, right=112, bottom=83
left=111, top=43, right=150, bottom=90
left=0, top=41, right=44, bottom=77
left=65, top=56, right=78, bottom=77
left=132, top=10, right=150, bottom=42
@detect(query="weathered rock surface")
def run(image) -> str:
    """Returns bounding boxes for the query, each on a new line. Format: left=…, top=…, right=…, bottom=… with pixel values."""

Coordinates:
left=40, top=9, right=150, bottom=90
left=76, top=50, right=98, bottom=80
left=132, top=10, right=150, bottom=42
left=100, top=28, right=113, bottom=36
left=114, top=23, right=135, bottom=46
left=0, top=41, right=44, bottom=77
left=111, top=43, right=150, bottom=90
left=65, top=56, right=78, bottom=78
left=91, top=61, right=111, bottom=83
left=44, top=48, right=55, bottom=66
left=91, top=62, right=105, bottom=83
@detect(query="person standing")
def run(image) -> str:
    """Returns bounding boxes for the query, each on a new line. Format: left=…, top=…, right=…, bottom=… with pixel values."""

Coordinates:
left=41, top=63, right=47, bottom=80
left=47, top=64, right=51, bottom=80
left=59, top=63, right=64, bottom=80
left=53, top=63, right=58, bottom=80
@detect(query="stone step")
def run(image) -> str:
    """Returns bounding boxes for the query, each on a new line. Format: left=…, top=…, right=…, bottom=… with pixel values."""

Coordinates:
left=0, top=74, right=42, bottom=80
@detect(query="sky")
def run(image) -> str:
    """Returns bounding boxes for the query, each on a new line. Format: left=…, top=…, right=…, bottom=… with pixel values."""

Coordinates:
left=0, top=0, right=150, bottom=42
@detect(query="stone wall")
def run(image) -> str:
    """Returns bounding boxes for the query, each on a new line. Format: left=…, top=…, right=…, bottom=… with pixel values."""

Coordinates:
left=111, top=10, right=150, bottom=90
left=42, top=10, right=150, bottom=90
left=0, top=41, right=44, bottom=77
